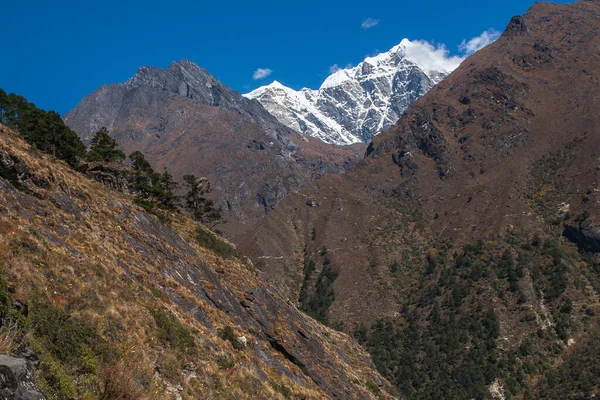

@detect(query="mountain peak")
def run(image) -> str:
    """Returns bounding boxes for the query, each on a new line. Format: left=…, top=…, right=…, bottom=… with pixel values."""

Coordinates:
left=247, top=38, right=459, bottom=144
left=266, top=80, right=287, bottom=89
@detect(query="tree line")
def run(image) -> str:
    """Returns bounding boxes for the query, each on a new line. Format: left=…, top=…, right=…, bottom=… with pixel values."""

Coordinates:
left=0, top=88, right=223, bottom=228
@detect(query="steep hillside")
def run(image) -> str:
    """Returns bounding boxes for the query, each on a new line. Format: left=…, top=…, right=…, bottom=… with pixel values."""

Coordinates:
left=245, top=1, right=600, bottom=398
left=0, top=125, right=394, bottom=399
left=63, top=61, right=362, bottom=242
left=246, top=39, right=456, bottom=145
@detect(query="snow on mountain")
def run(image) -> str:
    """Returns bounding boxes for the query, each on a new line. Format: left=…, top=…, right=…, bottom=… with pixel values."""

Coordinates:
left=244, top=39, right=463, bottom=145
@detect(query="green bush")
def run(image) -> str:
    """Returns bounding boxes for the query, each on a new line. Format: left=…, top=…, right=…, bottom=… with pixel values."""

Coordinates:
left=216, top=353, right=235, bottom=370
left=149, top=308, right=196, bottom=354
left=218, top=325, right=244, bottom=350
left=30, top=298, right=102, bottom=371
left=195, top=227, right=237, bottom=259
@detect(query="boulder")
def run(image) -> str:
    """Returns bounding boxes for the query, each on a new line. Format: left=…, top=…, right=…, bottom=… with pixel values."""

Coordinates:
left=0, top=355, right=45, bottom=400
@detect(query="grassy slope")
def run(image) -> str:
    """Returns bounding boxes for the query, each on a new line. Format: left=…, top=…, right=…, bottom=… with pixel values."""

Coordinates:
left=0, top=125, right=393, bottom=400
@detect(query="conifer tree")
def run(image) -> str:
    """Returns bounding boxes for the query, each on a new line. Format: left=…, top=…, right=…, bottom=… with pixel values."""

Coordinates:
left=183, top=174, right=223, bottom=228
left=159, top=168, right=179, bottom=209
left=0, top=88, right=85, bottom=167
left=129, top=151, right=160, bottom=199
left=85, top=127, right=125, bottom=163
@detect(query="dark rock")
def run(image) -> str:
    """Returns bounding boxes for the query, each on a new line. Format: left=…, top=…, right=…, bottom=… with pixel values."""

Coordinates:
left=83, top=162, right=145, bottom=196
left=563, top=222, right=600, bottom=253
left=247, top=140, right=267, bottom=150
left=0, top=151, right=50, bottom=195
left=505, top=15, right=531, bottom=37
left=306, top=200, right=320, bottom=207
left=0, top=355, right=45, bottom=400
left=50, top=193, right=81, bottom=220
left=12, top=301, right=27, bottom=317
left=459, top=96, right=471, bottom=105
left=244, top=291, right=256, bottom=303
left=365, top=141, right=375, bottom=157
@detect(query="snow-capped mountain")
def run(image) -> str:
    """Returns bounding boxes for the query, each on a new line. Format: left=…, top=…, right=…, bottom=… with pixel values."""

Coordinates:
left=245, top=39, right=462, bottom=145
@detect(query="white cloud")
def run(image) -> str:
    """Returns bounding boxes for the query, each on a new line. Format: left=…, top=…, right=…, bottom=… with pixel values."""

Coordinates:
left=361, top=18, right=380, bottom=30
left=459, top=29, right=501, bottom=55
left=329, top=63, right=353, bottom=74
left=329, top=64, right=341, bottom=74
left=253, top=68, right=273, bottom=80
left=400, top=39, right=464, bottom=74
left=397, top=29, right=501, bottom=75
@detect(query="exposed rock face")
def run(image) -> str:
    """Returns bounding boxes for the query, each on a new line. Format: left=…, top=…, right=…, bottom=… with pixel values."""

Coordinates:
left=78, top=162, right=146, bottom=196
left=65, top=60, right=294, bottom=145
left=63, top=62, right=361, bottom=241
left=0, top=150, right=50, bottom=194
left=245, top=39, right=457, bottom=145
left=0, top=355, right=45, bottom=400
left=563, top=221, right=600, bottom=253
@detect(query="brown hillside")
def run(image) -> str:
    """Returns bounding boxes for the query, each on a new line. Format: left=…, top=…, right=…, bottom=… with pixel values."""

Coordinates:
left=244, top=2, right=600, bottom=397
left=0, top=124, right=393, bottom=399
left=247, top=0, right=600, bottom=326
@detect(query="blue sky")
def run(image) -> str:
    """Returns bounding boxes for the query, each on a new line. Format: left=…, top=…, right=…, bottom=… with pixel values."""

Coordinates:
left=1, top=0, right=571, bottom=114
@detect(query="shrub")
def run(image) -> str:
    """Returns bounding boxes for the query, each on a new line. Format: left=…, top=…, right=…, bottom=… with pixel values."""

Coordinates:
left=216, top=353, right=235, bottom=370
left=195, top=227, right=237, bottom=259
left=30, top=297, right=102, bottom=372
left=218, top=325, right=244, bottom=350
left=99, top=362, right=145, bottom=400
left=149, top=308, right=196, bottom=354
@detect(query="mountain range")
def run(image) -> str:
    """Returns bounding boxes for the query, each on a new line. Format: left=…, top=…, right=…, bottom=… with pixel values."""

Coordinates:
left=245, top=39, right=460, bottom=145
left=64, top=60, right=361, bottom=240
left=2, top=1, right=600, bottom=399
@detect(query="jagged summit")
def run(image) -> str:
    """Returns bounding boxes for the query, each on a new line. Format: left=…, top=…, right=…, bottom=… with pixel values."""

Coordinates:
left=66, top=59, right=300, bottom=145
left=245, top=39, right=461, bottom=145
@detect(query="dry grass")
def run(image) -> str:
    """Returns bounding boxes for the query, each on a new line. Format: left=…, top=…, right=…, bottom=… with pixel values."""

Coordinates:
left=0, top=320, right=21, bottom=354
left=0, top=126, right=392, bottom=399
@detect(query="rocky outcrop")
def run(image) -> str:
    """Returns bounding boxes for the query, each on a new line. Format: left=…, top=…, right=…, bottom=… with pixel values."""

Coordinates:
left=0, top=150, right=50, bottom=195
left=0, top=355, right=45, bottom=400
left=78, top=162, right=145, bottom=196
left=563, top=221, right=600, bottom=253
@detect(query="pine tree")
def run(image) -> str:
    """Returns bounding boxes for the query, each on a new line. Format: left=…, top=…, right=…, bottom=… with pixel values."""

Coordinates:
left=85, top=127, right=125, bottom=163
left=128, top=151, right=160, bottom=199
left=0, top=89, right=85, bottom=167
left=159, top=168, right=179, bottom=209
left=183, top=174, right=223, bottom=228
